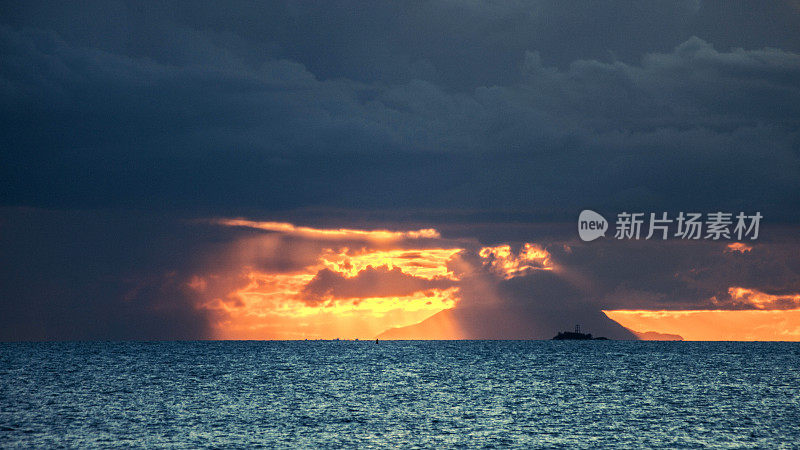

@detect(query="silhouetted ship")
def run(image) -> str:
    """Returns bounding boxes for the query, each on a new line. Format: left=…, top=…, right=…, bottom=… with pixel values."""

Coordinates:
left=552, top=324, right=608, bottom=340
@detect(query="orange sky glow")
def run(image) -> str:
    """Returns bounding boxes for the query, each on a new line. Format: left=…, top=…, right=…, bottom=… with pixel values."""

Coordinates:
left=191, top=222, right=465, bottom=339
left=605, top=285, right=800, bottom=340
left=604, top=308, right=800, bottom=341
left=188, top=220, right=800, bottom=341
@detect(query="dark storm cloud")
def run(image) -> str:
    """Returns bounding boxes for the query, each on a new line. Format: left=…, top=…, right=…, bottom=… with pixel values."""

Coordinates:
left=458, top=225, right=800, bottom=315
left=542, top=227, right=800, bottom=311
left=1, top=1, right=799, bottom=219
left=472, top=222, right=800, bottom=310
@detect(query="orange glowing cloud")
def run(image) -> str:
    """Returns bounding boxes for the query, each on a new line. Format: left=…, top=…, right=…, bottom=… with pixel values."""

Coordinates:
left=215, top=219, right=440, bottom=241
left=318, top=247, right=462, bottom=280
left=716, top=287, right=800, bottom=310
left=478, top=243, right=553, bottom=279
left=604, top=309, right=800, bottom=341
left=725, top=242, right=753, bottom=253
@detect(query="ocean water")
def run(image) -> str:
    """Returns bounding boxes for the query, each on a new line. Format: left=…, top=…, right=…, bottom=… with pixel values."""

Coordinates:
left=1, top=341, right=799, bottom=448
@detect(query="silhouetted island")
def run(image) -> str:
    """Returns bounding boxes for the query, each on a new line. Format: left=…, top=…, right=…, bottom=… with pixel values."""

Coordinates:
left=552, top=324, right=608, bottom=340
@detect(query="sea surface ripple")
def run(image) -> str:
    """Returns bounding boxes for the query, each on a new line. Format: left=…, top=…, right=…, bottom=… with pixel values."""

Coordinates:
left=2, top=341, right=799, bottom=448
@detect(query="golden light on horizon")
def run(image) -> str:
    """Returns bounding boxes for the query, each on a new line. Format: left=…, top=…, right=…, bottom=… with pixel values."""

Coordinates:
left=604, top=308, right=800, bottom=341
left=196, top=219, right=800, bottom=342
left=193, top=221, right=466, bottom=339
left=203, top=268, right=460, bottom=339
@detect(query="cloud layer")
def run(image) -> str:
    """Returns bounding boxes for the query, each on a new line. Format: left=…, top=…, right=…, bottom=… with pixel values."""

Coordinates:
left=1, top=2, right=799, bottom=219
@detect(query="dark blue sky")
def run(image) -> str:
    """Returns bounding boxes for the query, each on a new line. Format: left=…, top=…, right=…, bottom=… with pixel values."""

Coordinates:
left=1, top=1, right=799, bottom=339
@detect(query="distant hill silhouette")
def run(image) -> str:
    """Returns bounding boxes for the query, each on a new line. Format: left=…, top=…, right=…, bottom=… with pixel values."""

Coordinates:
left=377, top=305, right=636, bottom=340
left=630, top=329, right=684, bottom=341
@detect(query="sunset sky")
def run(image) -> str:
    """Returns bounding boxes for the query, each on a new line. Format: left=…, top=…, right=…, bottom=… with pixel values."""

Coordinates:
left=2, top=1, right=800, bottom=341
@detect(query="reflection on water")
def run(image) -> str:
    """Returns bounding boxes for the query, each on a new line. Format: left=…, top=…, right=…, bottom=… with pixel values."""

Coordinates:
left=2, top=341, right=799, bottom=447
